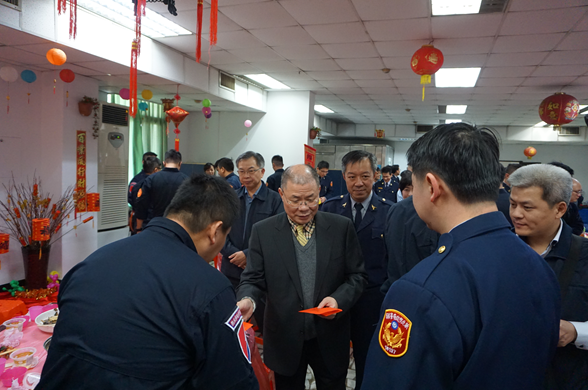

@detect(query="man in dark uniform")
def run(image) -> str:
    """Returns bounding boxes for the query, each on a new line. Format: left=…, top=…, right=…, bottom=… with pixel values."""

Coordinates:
left=128, top=151, right=157, bottom=205
left=38, top=175, right=258, bottom=390
left=363, top=123, right=560, bottom=389
left=266, top=155, right=285, bottom=192
left=317, top=161, right=333, bottom=203
left=549, top=162, right=585, bottom=235
left=215, top=157, right=241, bottom=190
left=373, top=165, right=398, bottom=203
left=509, top=164, right=588, bottom=389
left=502, top=163, right=520, bottom=193
left=321, top=150, right=392, bottom=390
left=134, top=149, right=188, bottom=231
left=129, top=156, right=162, bottom=234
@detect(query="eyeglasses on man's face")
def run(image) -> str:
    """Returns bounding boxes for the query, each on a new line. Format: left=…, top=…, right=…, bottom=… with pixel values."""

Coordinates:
left=573, top=190, right=583, bottom=195
left=237, top=168, right=262, bottom=176
left=283, top=196, right=319, bottom=208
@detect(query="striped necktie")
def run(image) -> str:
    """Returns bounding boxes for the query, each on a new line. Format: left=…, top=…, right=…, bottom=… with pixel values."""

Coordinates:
left=296, top=225, right=308, bottom=246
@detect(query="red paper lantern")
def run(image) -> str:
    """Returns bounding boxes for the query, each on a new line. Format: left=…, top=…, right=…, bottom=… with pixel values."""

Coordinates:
left=86, top=193, right=100, bottom=212
left=166, top=106, right=190, bottom=152
left=524, top=146, right=537, bottom=160
left=0, top=233, right=9, bottom=254
left=46, top=49, right=67, bottom=66
left=32, top=219, right=50, bottom=242
left=59, top=69, right=75, bottom=83
left=538, top=93, right=580, bottom=132
left=411, top=45, right=444, bottom=101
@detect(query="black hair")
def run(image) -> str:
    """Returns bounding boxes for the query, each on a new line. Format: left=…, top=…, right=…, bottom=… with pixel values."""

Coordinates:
left=203, top=163, right=214, bottom=171
left=549, top=161, right=574, bottom=176
left=317, top=161, right=329, bottom=170
left=391, top=164, right=400, bottom=173
left=143, top=157, right=161, bottom=174
left=381, top=165, right=394, bottom=175
left=341, top=150, right=376, bottom=174
left=164, top=149, right=182, bottom=164
left=142, top=151, right=157, bottom=161
left=272, top=155, right=284, bottom=167
left=214, top=157, right=234, bottom=172
left=236, top=151, right=265, bottom=169
left=164, top=174, right=239, bottom=234
left=505, top=163, right=520, bottom=176
left=406, top=123, right=502, bottom=204
left=399, top=171, right=413, bottom=192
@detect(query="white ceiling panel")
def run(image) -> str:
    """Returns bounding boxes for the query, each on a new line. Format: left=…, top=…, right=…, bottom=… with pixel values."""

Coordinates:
left=442, top=54, right=487, bottom=67
left=480, top=66, right=536, bottom=78
left=212, top=31, right=266, bottom=50
left=252, top=61, right=300, bottom=73
left=280, top=0, right=359, bottom=25
left=382, top=57, right=413, bottom=70
left=168, top=10, right=243, bottom=33
left=283, top=80, right=325, bottom=89
left=291, top=59, right=341, bottom=71
left=362, top=87, right=397, bottom=95
left=272, top=45, right=330, bottom=60
left=473, top=86, right=518, bottom=94
left=75, top=60, right=130, bottom=75
left=215, top=63, right=262, bottom=74
left=375, top=40, right=429, bottom=57
left=304, top=23, right=371, bottom=44
left=432, top=14, right=503, bottom=38
left=227, top=47, right=284, bottom=62
left=532, top=65, right=588, bottom=77
left=366, top=18, right=431, bottom=42
left=14, top=43, right=105, bottom=63
left=207, top=50, right=245, bottom=65
left=557, top=32, right=588, bottom=51
left=351, top=0, right=428, bottom=21
left=318, top=79, right=359, bottom=88
left=346, top=70, right=391, bottom=79
left=307, top=71, right=350, bottom=80
left=476, top=78, right=524, bottom=87
left=0, top=47, right=50, bottom=65
left=521, top=76, right=577, bottom=86
left=355, top=79, right=395, bottom=87
left=220, top=2, right=297, bottom=29
left=322, top=42, right=379, bottom=59
left=500, top=9, right=585, bottom=35
left=328, top=88, right=366, bottom=95
left=249, top=26, right=317, bottom=46
left=434, top=37, right=495, bottom=55
left=0, top=26, right=49, bottom=45
left=543, top=50, right=588, bottom=65
left=492, top=34, right=565, bottom=53
left=486, top=52, right=549, bottom=67
left=268, top=71, right=313, bottom=80
left=389, top=69, right=420, bottom=79
left=572, top=76, right=588, bottom=85
left=154, top=35, right=199, bottom=53
left=335, top=58, right=384, bottom=71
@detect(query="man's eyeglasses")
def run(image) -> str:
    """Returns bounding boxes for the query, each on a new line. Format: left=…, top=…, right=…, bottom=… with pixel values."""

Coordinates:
left=284, top=198, right=319, bottom=208
left=237, top=168, right=262, bottom=176
left=573, top=190, right=583, bottom=195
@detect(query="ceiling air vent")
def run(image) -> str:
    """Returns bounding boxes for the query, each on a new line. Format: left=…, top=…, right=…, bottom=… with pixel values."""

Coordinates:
left=220, top=72, right=236, bottom=91
left=479, top=0, right=509, bottom=14
left=102, top=104, right=128, bottom=126
left=559, top=127, right=580, bottom=136
left=0, top=0, right=21, bottom=11
left=416, top=125, right=434, bottom=133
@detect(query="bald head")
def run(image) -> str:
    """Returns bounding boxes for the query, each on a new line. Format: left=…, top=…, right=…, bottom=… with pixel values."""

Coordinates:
left=281, top=164, right=320, bottom=190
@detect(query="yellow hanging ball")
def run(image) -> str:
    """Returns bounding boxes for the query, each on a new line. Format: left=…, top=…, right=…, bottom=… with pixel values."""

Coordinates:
left=141, top=90, right=153, bottom=100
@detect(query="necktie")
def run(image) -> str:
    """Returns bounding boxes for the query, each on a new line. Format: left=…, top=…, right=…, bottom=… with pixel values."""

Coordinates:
left=354, top=203, right=363, bottom=230
left=296, top=224, right=308, bottom=246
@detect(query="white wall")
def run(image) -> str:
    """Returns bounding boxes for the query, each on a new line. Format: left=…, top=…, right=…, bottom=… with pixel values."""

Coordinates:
left=391, top=142, right=412, bottom=172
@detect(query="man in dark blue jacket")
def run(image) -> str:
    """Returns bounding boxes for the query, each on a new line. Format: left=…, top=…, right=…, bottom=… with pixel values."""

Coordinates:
left=373, top=165, right=398, bottom=203
left=321, top=150, right=392, bottom=390
left=39, top=175, right=258, bottom=390
left=266, top=155, right=285, bottom=192
left=215, top=157, right=241, bottom=190
left=317, top=161, right=333, bottom=203
left=509, top=163, right=588, bottom=390
left=362, top=123, right=560, bottom=389
left=128, top=151, right=157, bottom=205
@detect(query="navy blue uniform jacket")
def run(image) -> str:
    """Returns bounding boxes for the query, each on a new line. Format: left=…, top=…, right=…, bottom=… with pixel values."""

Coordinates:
left=38, top=218, right=258, bottom=390
left=221, top=183, right=283, bottom=283
left=134, top=167, right=188, bottom=220
left=266, top=169, right=284, bottom=192
left=362, top=212, right=560, bottom=390
left=129, top=170, right=148, bottom=205
left=372, top=179, right=398, bottom=203
left=321, top=193, right=392, bottom=287
left=225, top=172, right=242, bottom=190
left=319, top=175, right=333, bottom=199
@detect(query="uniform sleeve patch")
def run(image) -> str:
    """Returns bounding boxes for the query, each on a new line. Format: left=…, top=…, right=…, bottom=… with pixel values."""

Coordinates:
left=225, top=306, right=242, bottom=331
left=378, top=309, right=412, bottom=358
left=225, top=307, right=252, bottom=364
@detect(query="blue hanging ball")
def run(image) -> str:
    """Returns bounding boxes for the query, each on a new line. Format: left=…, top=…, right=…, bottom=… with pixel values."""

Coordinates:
left=139, top=102, right=149, bottom=111
left=21, top=70, right=37, bottom=83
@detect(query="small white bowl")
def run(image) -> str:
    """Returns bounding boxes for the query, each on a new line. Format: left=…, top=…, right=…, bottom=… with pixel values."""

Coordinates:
left=34, top=309, right=58, bottom=334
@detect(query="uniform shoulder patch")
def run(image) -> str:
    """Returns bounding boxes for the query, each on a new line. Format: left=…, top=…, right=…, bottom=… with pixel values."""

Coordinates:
left=225, top=306, right=242, bottom=331
left=378, top=309, right=412, bottom=358
left=225, top=306, right=252, bottom=364
left=137, top=188, right=142, bottom=198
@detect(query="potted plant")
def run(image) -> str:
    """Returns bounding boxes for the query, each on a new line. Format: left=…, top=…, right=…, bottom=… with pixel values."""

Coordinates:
left=309, top=126, right=321, bottom=140
left=79, top=96, right=98, bottom=117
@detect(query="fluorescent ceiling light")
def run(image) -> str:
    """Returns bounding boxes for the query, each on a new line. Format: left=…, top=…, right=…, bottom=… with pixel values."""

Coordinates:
left=534, top=121, right=548, bottom=127
left=435, top=68, right=481, bottom=88
left=244, top=74, right=291, bottom=90
left=77, top=0, right=192, bottom=38
left=446, top=119, right=462, bottom=124
left=314, top=105, right=334, bottom=113
left=432, top=0, right=482, bottom=16
left=446, top=105, right=467, bottom=114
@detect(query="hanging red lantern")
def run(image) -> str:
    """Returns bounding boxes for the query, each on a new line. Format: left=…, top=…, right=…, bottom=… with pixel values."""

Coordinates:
left=538, top=93, right=580, bottom=132
left=375, top=129, right=385, bottom=138
left=411, top=44, right=444, bottom=101
left=0, top=233, right=9, bottom=254
left=524, top=146, right=537, bottom=160
left=32, top=219, right=50, bottom=242
left=59, top=69, right=75, bottom=83
left=86, top=193, right=100, bottom=212
left=166, top=106, right=189, bottom=152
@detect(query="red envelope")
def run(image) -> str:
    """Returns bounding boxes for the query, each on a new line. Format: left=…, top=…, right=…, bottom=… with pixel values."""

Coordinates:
left=299, top=307, right=342, bottom=316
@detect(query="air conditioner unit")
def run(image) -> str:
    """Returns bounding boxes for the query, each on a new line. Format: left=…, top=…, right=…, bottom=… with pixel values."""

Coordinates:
left=97, top=103, right=129, bottom=232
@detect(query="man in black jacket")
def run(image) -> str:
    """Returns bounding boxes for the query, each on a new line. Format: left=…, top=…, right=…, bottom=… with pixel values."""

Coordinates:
left=510, top=163, right=588, bottom=389
left=266, top=155, right=285, bottom=192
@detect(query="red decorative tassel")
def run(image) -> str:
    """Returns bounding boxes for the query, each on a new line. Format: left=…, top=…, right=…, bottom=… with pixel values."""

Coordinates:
left=130, top=40, right=138, bottom=118
left=58, top=0, right=67, bottom=14
left=69, top=0, right=77, bottom=39
left=196, top=0, right=203, bottom=63
left=175, top=138, right=179, bottom=151
left=210, top=0, right=218, bottom=47
left=135, top=0, right=146, bottom=55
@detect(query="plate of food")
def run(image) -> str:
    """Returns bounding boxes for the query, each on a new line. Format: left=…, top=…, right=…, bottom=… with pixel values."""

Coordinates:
left=35, top=309, right=58, bottom=333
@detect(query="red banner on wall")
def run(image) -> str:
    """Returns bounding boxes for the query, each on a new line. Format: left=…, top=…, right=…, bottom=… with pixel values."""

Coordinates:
left=304, top=144, right=316, bottom=168
left=75, top=130, right=87, bottom=213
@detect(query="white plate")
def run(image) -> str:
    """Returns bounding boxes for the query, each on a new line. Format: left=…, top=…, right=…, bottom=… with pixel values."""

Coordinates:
left=34, top=310, right=58, bottom=334
left=23, top=372, right=41, bottom=389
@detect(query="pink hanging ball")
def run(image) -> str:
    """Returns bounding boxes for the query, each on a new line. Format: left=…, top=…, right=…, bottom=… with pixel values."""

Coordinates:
left=244, top=120, right=252, bottom=128
left=119, top=88, right=130, bottom=100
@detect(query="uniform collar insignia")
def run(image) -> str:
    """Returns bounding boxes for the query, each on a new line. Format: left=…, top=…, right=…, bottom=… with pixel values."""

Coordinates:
left=371, top=205, right=376, bottom=211
left=342, top=202, right=347, bottom=208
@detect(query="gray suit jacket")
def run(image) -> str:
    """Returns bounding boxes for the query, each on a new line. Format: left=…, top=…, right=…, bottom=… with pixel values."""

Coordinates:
left=236, top=211, right=367, bottom=376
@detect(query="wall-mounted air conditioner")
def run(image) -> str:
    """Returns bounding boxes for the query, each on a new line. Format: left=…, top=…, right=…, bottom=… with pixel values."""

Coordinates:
left=97, top=103, right=129, bottom=231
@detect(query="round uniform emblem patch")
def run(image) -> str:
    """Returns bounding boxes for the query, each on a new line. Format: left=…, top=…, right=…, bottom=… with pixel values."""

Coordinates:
left=378, top=309, right=412, bottom=357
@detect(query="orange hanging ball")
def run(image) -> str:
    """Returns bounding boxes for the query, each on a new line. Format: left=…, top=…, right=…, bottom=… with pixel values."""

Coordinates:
left=46, top=48, right=67, bottom=66
left=524, top=146, right=537, bottom=160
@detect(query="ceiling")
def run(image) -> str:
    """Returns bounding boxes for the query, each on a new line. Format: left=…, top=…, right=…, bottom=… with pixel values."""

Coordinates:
left=2, top=0, right=588, bottom=126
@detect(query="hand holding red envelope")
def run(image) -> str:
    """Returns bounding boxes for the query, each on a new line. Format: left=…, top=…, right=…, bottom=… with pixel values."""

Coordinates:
left=299, top=307, right=342, bottom=316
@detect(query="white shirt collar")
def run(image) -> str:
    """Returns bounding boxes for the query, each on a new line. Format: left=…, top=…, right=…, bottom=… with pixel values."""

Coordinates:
left=540, top=219, right=564, bottom=257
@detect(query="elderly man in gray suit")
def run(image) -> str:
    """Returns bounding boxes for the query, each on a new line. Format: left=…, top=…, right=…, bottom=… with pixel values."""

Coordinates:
left=237, top=164, right=367, bottom=390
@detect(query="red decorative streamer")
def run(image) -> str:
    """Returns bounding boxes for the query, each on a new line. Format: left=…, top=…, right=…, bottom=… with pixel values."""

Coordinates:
left=130, top=40, right=138, bottom=118
left=196, top=0, right=203, bottom=63
left=210, top=0, right=218, bottom=47
left=58, top=0, right=67, bottom=15
left=75, top=131, right=87, bottom=214
left=69, top=0, right=77, bottom=39
left=135, top=0, right=146, bottom=55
